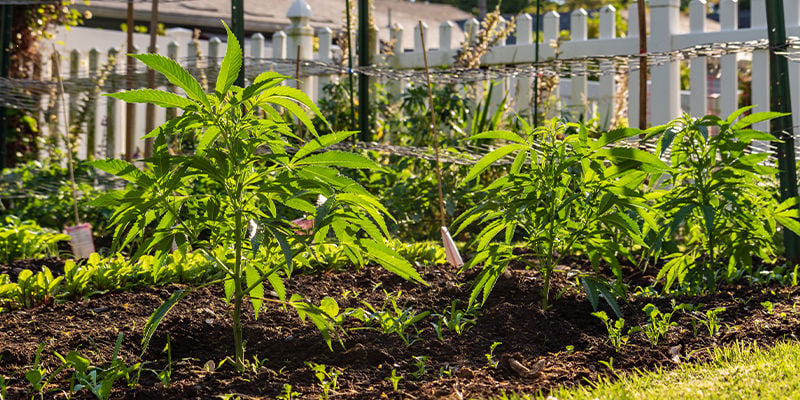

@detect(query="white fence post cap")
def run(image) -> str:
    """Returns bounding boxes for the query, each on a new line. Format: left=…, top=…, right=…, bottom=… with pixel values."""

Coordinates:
left=287, top=0, right=312, bottom=19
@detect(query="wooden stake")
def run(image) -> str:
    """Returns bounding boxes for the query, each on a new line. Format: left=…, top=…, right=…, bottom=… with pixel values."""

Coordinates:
left=419, top=21, right=447, bottom=228
left=51, top=47, right=80, bottom=227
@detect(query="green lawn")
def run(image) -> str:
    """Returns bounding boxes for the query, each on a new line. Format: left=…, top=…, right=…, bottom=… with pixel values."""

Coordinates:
left=494, top=341, right=800, bottom=400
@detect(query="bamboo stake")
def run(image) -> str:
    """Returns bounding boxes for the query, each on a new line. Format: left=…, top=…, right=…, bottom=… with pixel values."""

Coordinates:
left=418, top=21, right=446, bottom=228
left=51, top=47, right=80, bottom=227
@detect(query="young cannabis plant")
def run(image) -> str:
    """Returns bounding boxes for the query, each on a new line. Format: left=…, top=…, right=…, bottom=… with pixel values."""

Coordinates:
left=457, top=118, right=667, bottom=309
left=93, top=23, right=424, bottom=371
left=649, top=109, right=800, bottom=292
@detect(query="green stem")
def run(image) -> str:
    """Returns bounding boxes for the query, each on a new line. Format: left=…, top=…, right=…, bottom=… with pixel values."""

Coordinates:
left=232, top=206, right=244, bottom=370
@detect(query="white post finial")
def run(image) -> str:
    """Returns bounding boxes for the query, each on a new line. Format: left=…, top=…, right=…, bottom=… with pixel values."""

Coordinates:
left=516, top=13, right=532, bottom=45
left=286, top=0, right=313, bottom=60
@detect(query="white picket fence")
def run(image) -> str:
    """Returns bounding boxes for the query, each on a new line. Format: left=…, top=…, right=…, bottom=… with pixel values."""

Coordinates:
left=41, top=0, right=800, bottom=160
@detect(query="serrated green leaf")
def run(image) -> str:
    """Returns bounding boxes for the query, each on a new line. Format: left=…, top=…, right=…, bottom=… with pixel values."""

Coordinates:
left=358, top=239, right=426, bottom=284
left=468, top=130, right=525, bottom=143
left=296, top=151, right=383, bottom=170
left=292, top=131, right=357, bottom=161
left=595, top=147, right=669, bottom=170
left=465, top=144, right=526, bottom=181
left=216, top=22, right=243, bottom=96
left=131, top=53, right=209, bottom=108
left=105, top=89, right=195, bottom=109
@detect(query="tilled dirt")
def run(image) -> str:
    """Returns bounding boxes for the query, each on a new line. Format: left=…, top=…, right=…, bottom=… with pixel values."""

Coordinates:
left=2, top=258, right=800, bottom=399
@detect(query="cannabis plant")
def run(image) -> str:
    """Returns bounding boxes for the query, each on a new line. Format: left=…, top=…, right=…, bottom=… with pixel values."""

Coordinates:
left=457, top=118, right=666, bottom=310
left=92, top=23, right=424, bottom=370
left=650, top=109, right=800, bottom=292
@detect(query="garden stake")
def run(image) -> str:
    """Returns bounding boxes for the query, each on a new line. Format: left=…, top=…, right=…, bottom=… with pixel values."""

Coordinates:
left=296, top=44, right=304, bottom=138
left=52, top=46, right=96, bottom=259
left=419, top=21, right=463, bottom=268
left=345, top=0, right=357, bottom=140
left=766, top=0, right=800, bottom=262
left=533, top=0, right=541, bottom=126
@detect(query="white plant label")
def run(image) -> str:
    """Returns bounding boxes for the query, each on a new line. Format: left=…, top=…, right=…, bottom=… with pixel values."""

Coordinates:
left=65, top=223, right=95, bottom=259
left=440, top=226, right=464, bottom=267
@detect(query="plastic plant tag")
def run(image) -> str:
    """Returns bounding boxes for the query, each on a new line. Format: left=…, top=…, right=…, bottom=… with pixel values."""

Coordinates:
left=65, top=223, right=95, bottom=259
left=440, top=226, right=464, bottom=267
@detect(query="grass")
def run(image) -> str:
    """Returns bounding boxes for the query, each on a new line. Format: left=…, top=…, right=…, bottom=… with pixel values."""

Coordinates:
left=492, top=340, right=800, bottom=400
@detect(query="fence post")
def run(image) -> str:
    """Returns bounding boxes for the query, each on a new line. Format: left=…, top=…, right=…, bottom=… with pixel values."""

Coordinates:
left=720, top=0, right=739, bottom=118
left=87, top=48, right=99, bottom=159
left=105, top=48, right=119, bottom=158
left=388, top=24, right=404, bottom=99
left=414, top=21, right=427, bottom=53
left=649, top=0, right=680, bottom=125
left=273, top=30, right=287, bottom=59
left=287, top=0, right=313, bottom=92
left=689, top=0, right=708, bottom=118
left=751, top=0, right=770, bottom=147
left=317, top=28, right=332, bottom=102
left=543, top=11, right=560, bottom=120
left=598, top=5, right=616, bottom=129
left=439, top=20, right=454, bottom=51
left=569, top=8, right=588, bottom=120
left=514, top=13, right=532, bottom=119
left=208, top=36, right=221, bottom=70
left=68, top=49, right=83, bottom=159
left=165, top=42, right=179, bottom=121
left=251, top=32, right=264, bottom=60
left=627, top=2, right=641, bottom=128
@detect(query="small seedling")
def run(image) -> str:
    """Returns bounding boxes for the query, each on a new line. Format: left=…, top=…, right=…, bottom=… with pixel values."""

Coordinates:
left=411, top=356, right=429, bottom=379
left=485, top=342, right=501, bottom=368
left=306, top=362, right=341, bottom=400
left=599, top=356, right=614, bottom=373
left=592, top=311, right=634, bottom=351
left=642, top=304, right=676, bottom=347
left=276, top=384, right=300, bottom=400
left=703, top=307, right=726, bottom=337
left=565, top=345, right=575, bottom=355
left=761, top=301, right=775, bottom=315
left=385, top=369, right=402, bottom=391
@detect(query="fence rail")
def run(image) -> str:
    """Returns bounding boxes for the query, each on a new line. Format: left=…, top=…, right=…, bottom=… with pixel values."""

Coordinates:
left=28, top=0, right=800, bottom=160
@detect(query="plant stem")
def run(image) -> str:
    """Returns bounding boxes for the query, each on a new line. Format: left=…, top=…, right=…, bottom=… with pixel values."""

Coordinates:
left=233, top=206, right=244, bottom=370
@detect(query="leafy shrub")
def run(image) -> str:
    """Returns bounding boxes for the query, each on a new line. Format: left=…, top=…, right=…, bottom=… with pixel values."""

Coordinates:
left=649, top=109, right=800, bottom=293
left=95, top=23, right=423, bottom=370
left=0, top=161, right=114, bottom=237
left=0, top=216, right=69, bottom=263
left=456, top=118, right=666, bottom=309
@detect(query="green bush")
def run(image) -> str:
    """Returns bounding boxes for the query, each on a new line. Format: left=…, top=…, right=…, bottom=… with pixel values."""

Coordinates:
left=0, top=216, right=69, bottom=263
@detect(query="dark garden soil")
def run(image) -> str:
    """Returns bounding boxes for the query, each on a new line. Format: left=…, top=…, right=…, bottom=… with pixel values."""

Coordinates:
left=2, top=257, right=800, bottom=399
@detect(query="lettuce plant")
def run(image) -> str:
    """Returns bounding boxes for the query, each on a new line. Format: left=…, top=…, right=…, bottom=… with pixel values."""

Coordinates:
left=92, top=23, right=423, bottom=370
left=456, top=119, right=667, bottom=310
left=0, top=216, right=69, bottom=263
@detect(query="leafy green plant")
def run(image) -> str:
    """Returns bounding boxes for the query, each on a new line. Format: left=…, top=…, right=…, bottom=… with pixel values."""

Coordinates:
left=277, top=384, right=300, bottom=400
left=672, top=301, right=705, bottom=337
left=703, top=307, right=726, bottom=337
left=25, top=343, right=68, bottom=399
left=430, top=300, right=477, bottom=340
left=386, top=369, right=402, bottom=391
left=486, top=342, right=502, bottom=368
left=0, top=161, right=115, bottom=237
left=305, top=362, right=341, bottom=400
left=649, top=109, right=800, bottom=292
left=411, top=355, right=429, bottom=379
left=641, top=304, right=677, bottom=347
left=0, top=216, right=69, bottom=263
left=762, top=301, right=775, bottom=315
left=94, top=23, right=424, bottom=370
left=457, top=118, right=665, bottom=309
left=58, top=333, right=140, bottom=400
left=351, top=291, right=429, bottom=346
left=592, top=311, right=634, bottom=351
